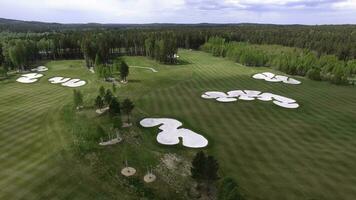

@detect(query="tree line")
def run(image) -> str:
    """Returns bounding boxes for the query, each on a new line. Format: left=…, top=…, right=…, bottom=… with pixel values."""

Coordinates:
left=1, top=24, right=356, bottom=78
left=0, top=30, right=180, bottom=75
left=202, top=37, right=356, bottom=85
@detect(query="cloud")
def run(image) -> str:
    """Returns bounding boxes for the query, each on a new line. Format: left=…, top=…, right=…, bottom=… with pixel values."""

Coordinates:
left=332, top=0, right=356, bottom=9
left=0, top=0, right=355, bottom=24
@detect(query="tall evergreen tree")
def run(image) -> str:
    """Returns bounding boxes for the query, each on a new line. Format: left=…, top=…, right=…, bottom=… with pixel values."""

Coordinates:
left=109, top=97, right=120, bottom=117
left=104, top=89, right=113, bottom=105
left=191, top=151, right=207, bottom=182
left=121, top=98, right=135, bottom=123
left=95, top=95, right=104, bottom=109
left=120, top=60, right=129, bottom=82
left=112, top=116, right=123, bottom=130
left=205, top=155, right=219, bottom=183
left=99, top=86, right=105, bottom=97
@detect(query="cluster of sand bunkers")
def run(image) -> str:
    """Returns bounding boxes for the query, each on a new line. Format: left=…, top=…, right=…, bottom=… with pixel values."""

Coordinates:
left=140, top=72, right=301, bottom=149
left=201, top=90, right=299, bottom=109
left=140, top=118, right=208, bottom=148
left=16, top=73, right=44, bottom=84
left=15, top=66, right=301, bottom=149
left=16, top=66, right=86, bottom=88
left=48, top=77, right=86, bottom=88
left=253, top=72, right=301, bottom=84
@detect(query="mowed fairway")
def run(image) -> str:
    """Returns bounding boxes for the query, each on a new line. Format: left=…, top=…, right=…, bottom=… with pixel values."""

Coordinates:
left=1, top=50, right=356, bottom=200
left=139, top=50, right=356, bottom=200
left=0, top=61, right=133, bottom=200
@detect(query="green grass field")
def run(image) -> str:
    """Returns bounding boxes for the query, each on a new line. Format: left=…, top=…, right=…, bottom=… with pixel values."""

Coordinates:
left=1, top=49, right=356, bottom=200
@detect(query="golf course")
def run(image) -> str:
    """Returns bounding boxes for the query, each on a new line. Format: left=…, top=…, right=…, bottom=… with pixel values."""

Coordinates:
left=1, top=49, right=356, bottom=200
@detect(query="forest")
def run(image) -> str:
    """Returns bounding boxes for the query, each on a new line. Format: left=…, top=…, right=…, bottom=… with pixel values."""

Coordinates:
left=1, top=18, right=356, bottom=85
left=202, top=37, right=356, bottom=84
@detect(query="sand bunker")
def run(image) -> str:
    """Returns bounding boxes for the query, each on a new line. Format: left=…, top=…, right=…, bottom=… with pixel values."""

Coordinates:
left=31, top=66, right=48, bottom=72
left=16, top=73, right=44, bottom=83
left=253, top=72, right=301, bottom=85
left=202, top=90, right=299, bottom=109
left=62, top=79, right=86, bottom=87
left=130, top=66, right=158, bottom=73
left=48, top=77, right=71, bottom=84
left=49, top=77, right=86, bottom=88
left=140, top=118, right=208, bottom=148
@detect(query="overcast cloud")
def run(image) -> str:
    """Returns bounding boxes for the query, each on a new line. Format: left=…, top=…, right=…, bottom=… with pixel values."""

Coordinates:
left=0, top=0, right=355, bottom=24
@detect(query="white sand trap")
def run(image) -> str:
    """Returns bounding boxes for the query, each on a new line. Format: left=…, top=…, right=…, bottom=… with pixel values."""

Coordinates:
left=62, top=79, right=86, bottom=88
left=203, top=90, right=264, bottom=102
left=144, top=173, right=156, bottom=183
left=217, top=97, right=237, bottom=102
left=273, top=101, right=299, bottom=109
left=130, top=66, right=157, bottom=73
left=49, top=77, right=86, bottom=88
left=202, top=90, right=299, bottom=109
left=202, top=91, right=238, bottom=102
left=121, top=167, right=136, bottom=177
left=253, top=72, right=301, bottom=85
left=257, top=93, right=275, bottom=101
left=49, top=77, right=71, bottom=84
left=31, top=66, right=48, bottom=72
left=284, top=78, right=301, bottom=85
left=140, top=118, right=208, bottom=148
left=16, top=73, right=43, bottom=83
left=201, top=91, right=227, bottom=99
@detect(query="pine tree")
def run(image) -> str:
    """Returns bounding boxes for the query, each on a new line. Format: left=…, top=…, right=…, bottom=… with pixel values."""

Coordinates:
left=205, top=155, right=219, bottom=182
left=112, top=83, right=117, bottom=93
left=99, top=86, right=105, bottom=97
left=112, top=116, right=123, bottom=130
left=191, top=151, right=207, bottom=182
left=104, top=89, right=113, bottom=105
left=95, top=53, right=105, bottom=79
left=109, top=98, right=120, bottom=117
left=95, top=95, right=104, bottom=109
left=120, top=61, right=129, bottom=82
left=121, top=98, right=134, bottom=123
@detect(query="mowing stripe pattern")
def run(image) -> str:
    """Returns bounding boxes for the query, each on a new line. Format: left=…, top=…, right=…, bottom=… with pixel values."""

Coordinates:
left=140, top=50, right=356, bottom=200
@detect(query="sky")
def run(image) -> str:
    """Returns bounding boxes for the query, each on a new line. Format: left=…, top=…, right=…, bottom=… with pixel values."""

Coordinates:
left=0, top=0, right=356, bottom=24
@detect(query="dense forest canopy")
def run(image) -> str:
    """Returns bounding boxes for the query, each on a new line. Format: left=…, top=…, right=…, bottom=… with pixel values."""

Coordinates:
left=0, top=18, right=355, bottom=84
left=202, top=37, right=356, bottom=84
